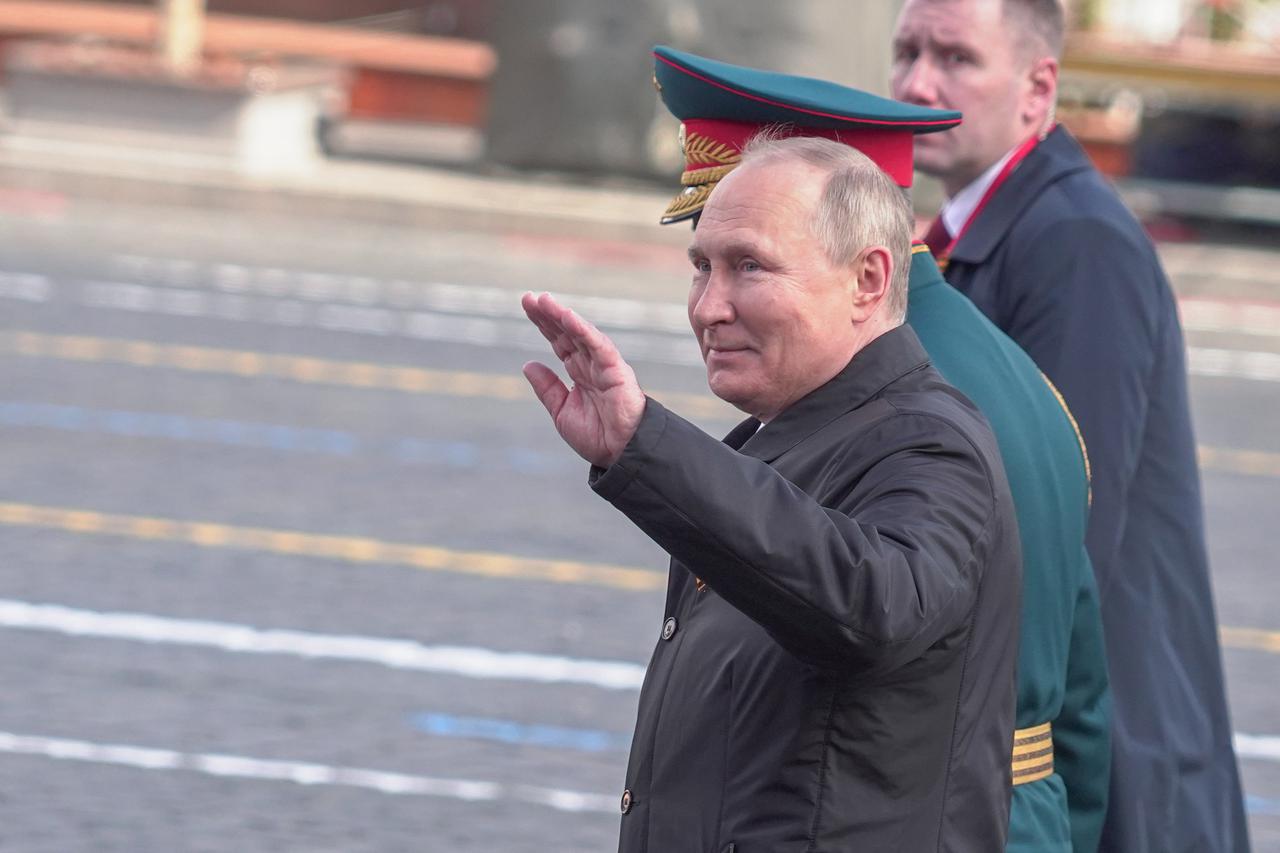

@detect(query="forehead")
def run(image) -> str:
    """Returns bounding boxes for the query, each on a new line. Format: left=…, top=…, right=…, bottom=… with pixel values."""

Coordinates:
left=896, top=0, right=1004, bottom=40
left=693, top=160, right=824, bottom=250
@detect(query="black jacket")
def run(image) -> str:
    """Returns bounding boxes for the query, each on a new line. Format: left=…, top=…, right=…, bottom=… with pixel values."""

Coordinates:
left=592, top=326, right=1021, bottom=852
left=943, top=126, right=1249, bottom=853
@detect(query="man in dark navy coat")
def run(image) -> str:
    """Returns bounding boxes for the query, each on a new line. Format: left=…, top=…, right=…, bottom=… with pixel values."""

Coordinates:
left=521, top=135, right=1021, bottom=851
left=891, top=0, right=1250, bottom=850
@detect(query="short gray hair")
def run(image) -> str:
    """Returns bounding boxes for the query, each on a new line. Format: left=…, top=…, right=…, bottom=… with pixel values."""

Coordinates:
left=739, top=132, right=913, bottom=323
left=1004, top=0, right=1065, bottom=60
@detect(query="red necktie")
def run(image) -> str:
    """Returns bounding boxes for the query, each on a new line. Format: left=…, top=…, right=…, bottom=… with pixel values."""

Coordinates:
left=922, top=215, right=951, bottom=259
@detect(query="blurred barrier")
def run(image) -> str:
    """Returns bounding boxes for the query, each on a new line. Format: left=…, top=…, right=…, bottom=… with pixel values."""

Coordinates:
left=483, top=0, right=901, bottom=178
left=484, top=0, right=667, bottom=177
left=2, top=38, right=337, bottom=175
left=1065, top=32, right=1280, bottom=106
left=0, top=0, right=496, bottom=137
left=0, top=1, right=494, bottom=78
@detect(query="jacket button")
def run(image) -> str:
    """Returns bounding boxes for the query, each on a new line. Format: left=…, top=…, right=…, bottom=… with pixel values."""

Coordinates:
left=620, top=788, right=633, bottom=814
left=661, top=617, right=678, bottom=640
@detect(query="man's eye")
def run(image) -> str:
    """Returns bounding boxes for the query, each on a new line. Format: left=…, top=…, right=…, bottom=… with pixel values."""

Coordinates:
left=943, top=50, right=972, bottom=66
left=693, top=259, right=711, bottom=273
left=893, top=45, right=918, bottom=63
left=741, top=260, right=761, bottom=273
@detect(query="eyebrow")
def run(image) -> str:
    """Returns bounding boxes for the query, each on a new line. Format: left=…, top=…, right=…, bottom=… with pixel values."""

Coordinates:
left=932, top=36, right=976, bottom=53
left=907, top=31, right=976, bottom=55
left=689, top=240, right=767, bottom=261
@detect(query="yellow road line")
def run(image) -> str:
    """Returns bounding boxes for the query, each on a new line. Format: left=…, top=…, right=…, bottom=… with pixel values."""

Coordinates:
left=1221, top=626, right=1280, bottom=655
left=4, top=500, right=1280, bottom=649
left=0, top=502, right=665, bottom=592
left=4, top=331, right=1279, bottom=477
left=0, top=331, right=734, bottom=421
left=1197, top=446, right=1280, bottom=479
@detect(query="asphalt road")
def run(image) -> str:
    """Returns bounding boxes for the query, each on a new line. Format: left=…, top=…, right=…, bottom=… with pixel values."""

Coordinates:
left=1, top=190, right=1278, bottom=852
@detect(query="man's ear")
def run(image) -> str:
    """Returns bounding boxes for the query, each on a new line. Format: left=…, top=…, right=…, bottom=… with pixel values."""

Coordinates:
left=851, top=246, right=893, bottom=321
left=1025, top=56, right=1059, bottom=130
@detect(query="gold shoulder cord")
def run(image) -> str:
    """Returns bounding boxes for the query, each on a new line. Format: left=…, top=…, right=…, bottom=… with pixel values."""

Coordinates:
left=1039, top=371, right=1092, bottom=506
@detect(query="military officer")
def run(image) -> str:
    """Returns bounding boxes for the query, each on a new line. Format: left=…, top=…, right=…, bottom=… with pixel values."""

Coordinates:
left=652, top=45, right=1111, bottom=852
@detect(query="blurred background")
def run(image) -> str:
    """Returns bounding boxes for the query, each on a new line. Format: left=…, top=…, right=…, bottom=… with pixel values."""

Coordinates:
left=0, top=0, right=1277, bottom=850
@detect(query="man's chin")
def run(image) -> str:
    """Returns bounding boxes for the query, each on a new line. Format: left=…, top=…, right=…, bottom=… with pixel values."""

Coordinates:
left=912, top=149, right=952, bottom=180
left=706, top=375, right=756, bottom=413
left=911, top=136, right=958, bottom=179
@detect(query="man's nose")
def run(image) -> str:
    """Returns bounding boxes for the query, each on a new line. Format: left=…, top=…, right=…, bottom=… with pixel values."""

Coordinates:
left=690, top=273, right=735, bottom=329
left=893, top=58, right=938, bottom=107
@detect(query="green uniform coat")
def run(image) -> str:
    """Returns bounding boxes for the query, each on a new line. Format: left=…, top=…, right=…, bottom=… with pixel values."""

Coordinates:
left=907, top=245, right=1112, bottom=852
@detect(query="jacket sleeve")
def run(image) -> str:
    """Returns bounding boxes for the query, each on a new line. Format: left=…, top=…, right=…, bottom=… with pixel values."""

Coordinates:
left=1054, top=550, right=1111, bottom=853
left=1004, top=217, right=1160, bottom=595
left=590, top=398, right=1005, bottom=675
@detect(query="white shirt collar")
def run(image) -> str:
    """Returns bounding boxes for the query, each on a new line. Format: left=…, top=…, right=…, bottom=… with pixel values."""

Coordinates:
left=940, top=145, right=1019, bottom=238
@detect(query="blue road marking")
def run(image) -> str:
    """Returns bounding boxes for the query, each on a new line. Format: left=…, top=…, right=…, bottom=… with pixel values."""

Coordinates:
left=1248, top=795, right=1280, bottom=816
left=412, top=712, right=630, bottom=753
left=392, top=438, right=481, bottom=468
left=0, top=400, right=567, bottom=473
left=505, top=446, right=565, bottom=475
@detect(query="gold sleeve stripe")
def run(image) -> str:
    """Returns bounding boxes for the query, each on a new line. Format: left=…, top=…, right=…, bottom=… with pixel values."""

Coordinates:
left=1010, top=722, right=1054, bottom=787
left=1013, top=721, right=1052, bottom=743
left=1012, top=762, right=1056, bottom=785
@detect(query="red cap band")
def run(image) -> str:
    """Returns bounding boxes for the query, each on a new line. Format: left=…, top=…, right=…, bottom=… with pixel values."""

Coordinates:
left=683, top=118, right=915, bottom=187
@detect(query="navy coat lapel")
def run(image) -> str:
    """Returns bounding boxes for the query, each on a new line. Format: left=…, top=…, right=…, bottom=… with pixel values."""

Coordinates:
left=950, top=127, right=1095, bottom=266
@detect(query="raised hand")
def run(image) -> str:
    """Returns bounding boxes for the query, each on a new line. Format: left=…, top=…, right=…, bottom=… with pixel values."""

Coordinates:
left=521, top=291, right=647, bottom=468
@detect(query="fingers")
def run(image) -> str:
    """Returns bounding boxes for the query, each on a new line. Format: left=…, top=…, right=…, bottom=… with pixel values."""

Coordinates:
left=523, top=292, right=621, bottom=367
left=522, top=291, right=562, bottom=346
left=557, top=301, right=621, bottom=367
left=522, top=292, right=578, bottom=362
left=522, top=361, right=569, bottom=418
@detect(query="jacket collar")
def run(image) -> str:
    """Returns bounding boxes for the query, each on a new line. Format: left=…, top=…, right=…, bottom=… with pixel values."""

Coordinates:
left=907, top=242, right=947, bottom=293
left=727, top=324, right=931, bottom=462
left=949, top=125, right=1094, bottom=265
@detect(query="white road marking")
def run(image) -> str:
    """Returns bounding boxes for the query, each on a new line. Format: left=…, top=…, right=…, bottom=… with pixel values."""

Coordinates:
left=5, top=598, right=1280, bottom=776
left=68, top=277, right=1280, bottom=380
left=0, top=731, right=617, bottom=813
left=1180, top=298, right=1280, bottom=338
left=0, top=599, right=646, bottom=691
left=1187, top=347, right=1280, bottom=383
left=5, top=260, right=1280, bottom=377
left=74, top=279, right=703, bottom=365
left=102, top=253, right=1280, bottom=339
left=0, top=271, right=52, bottom=302
left=108, top=254, right=691, bottom=332
left=1235, top=733, right=1280, bottom=763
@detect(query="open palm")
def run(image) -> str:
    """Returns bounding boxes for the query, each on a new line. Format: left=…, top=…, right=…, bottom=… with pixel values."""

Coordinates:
left=521, top=292, right=647, bottom=468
